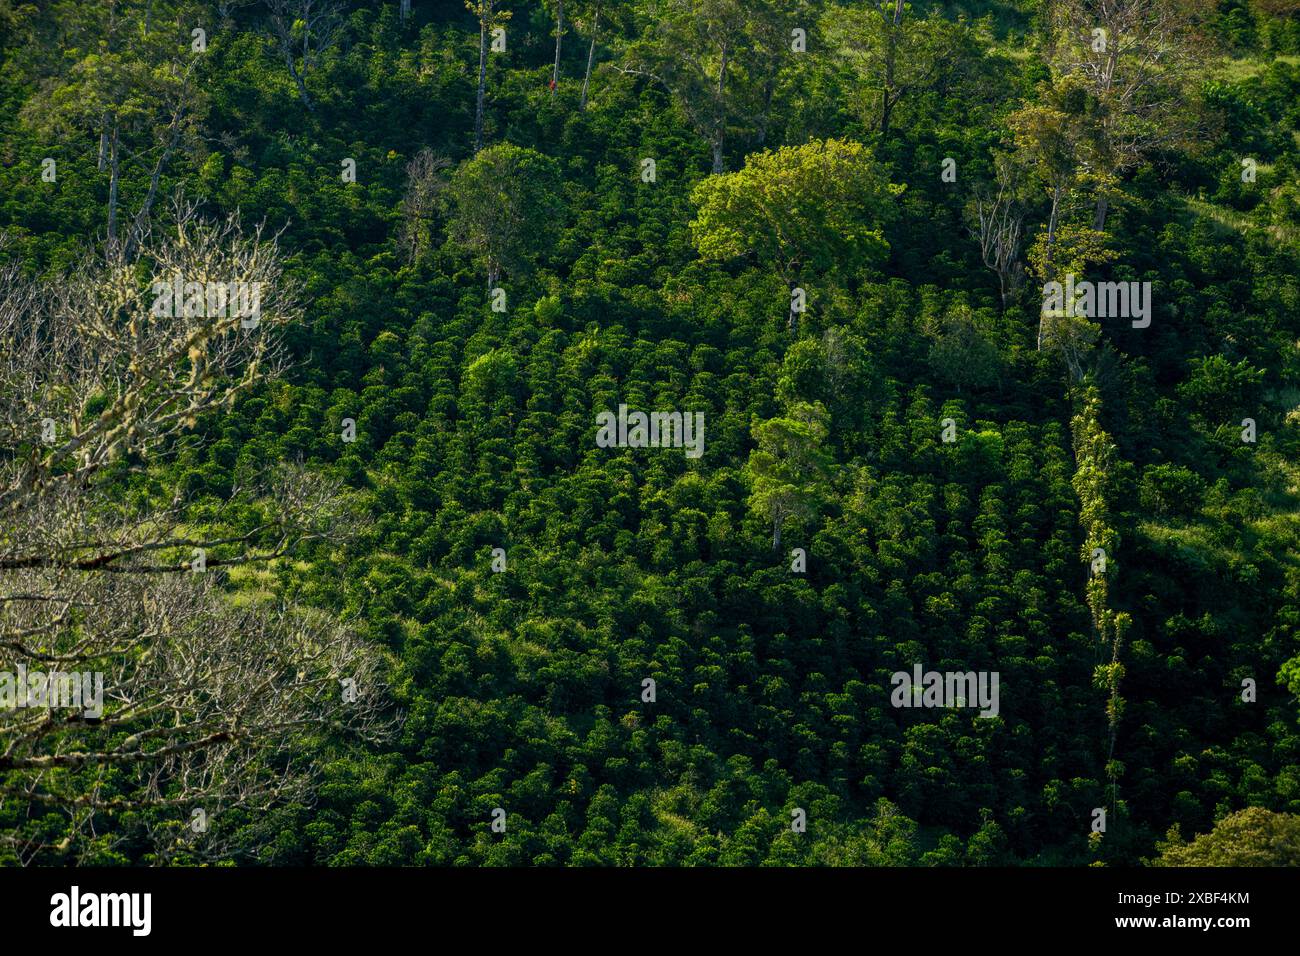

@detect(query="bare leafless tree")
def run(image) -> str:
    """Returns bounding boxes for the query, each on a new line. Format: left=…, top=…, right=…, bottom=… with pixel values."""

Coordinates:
left=0, top=207, right=392, bottom=865
left=968, top=157, right=1026, bottom=309
left=399, top=148, right=452, bottom=263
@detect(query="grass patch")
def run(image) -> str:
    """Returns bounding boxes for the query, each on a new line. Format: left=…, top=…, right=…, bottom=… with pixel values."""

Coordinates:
left=1214, top=55, right=1300, bottom=82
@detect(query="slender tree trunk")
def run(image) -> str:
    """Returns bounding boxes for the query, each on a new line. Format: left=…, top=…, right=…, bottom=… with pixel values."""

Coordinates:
left=881, top=3, right=902, bottom=141
left=551, top=0, right=563, bottom=97
left=1044, top=184, right=1062, bottom=281
left=711, top=41, right=729, bottom=174
left=475, top=13, right=489, bottom=152
left=772, top=515, right=782, bottom=552
left=756, top=77, right=775, bottom=146
left=106, top=118, right=120, bottom=247
left=1039, top=183, right=1063, bottom=351
left=579, top=12, right=598, bottom=111
left=1092, top=22, right=1121, bottom=234
left=784, top=266, right=800, bottom=333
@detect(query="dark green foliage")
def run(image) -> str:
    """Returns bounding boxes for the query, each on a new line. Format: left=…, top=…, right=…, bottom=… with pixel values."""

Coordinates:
left=2, top=0, right=1299, bottom=867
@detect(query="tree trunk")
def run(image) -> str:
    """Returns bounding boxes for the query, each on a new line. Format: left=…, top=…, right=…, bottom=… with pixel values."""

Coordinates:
left=125, top=108, right=183, bottom=261
left=106, top=119, right=120, bottom=247
left=772, top=516, right=782, bottom=553
left=579, top=12, right=598, bottom=111
left=756, top=76, right=775, bottom=146
left=1093, top=193, right=1109, bottom=232
left=881, top=3, right=901, bottom=141
left=551, top=0, right=563, bottom=98
left=1039, top=184, right=1063, bottom=351
left=285, top=51, right=315, bottom=112
left=1092, top=20, right=1121, bottom=235
left=475, top=14, right=489, bottom=152
left=711, top=40, right=728, bottom=174
left=1044, top=185, right=1062, bottom=275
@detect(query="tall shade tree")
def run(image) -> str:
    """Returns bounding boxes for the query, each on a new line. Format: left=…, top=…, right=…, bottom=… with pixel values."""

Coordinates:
left=744, top=401, right=831, bottom=551
left=822, top=1, right=972, bottom=142
left=446, top=142, right=563, bottom=289
left=19, top=0, right=209, bottom=253
left=570, top=0, right=634, bottom=111
left=619, top=0, right=758, bottom=173
left=1007, top=98, right=1116, bottom=353
left=744, top=0, right=807, bottom=148
left=690, top=138, right=902, bottom=331
left=1044, top=0, right=1213, bottom=230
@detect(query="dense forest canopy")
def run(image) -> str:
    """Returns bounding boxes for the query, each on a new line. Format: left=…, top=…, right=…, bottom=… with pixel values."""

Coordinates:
left=1, top=0, right=1299, bottom=867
